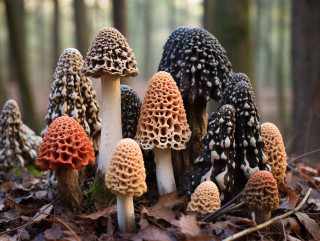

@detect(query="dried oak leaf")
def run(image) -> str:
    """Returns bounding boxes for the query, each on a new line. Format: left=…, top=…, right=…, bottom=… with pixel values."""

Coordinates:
left=295, top=211, right=320, bottom=240
left=80, top=205, right=116, bottom=220
left=44, top=224, right=63, bottom=241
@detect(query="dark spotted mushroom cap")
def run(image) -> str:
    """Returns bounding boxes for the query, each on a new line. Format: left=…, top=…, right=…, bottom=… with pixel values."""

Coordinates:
left=135, top=71, right=191, bottom=150
left=82, top=27, right=138, bottom=78
left=183, top=105, right=236, bottom=201
left=121, top=85, right=141, bottom=139
left=0, top=100, right=39, bottom=169
left=42, top=48, right=102, bottom=152
left=159, top=27, right=232, bottom=104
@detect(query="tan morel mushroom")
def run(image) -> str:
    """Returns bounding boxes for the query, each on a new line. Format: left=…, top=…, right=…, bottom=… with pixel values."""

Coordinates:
left=135, top=71, right=191, bottom=196
left=106, top=138, right=147, bottom=233
left=243, top=170, right=279, bottom=224
left=261, top=122, right=287, bottom=186
left=83, top=27, right=139, bottom=186
left=187, top=181, right=221, bottom=217
left=0, top=99, right=41, bottom=169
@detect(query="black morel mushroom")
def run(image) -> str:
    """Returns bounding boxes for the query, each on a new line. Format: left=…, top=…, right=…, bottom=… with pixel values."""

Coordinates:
left=0, top=99, right=41, bottom=169
left=120, top=85, right=141, bottom=139
left=159, top=27, right=233, bottom=187
left=42, top=48, right=102, bottom=152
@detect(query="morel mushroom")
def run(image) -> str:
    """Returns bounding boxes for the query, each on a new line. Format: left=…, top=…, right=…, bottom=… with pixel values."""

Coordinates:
left=135, top=71, right=191, bottom=196
left=159, top=27, right=233, bottom=186
left=187, top=181, right=221, bottom=217
left=121, top=85, right=141, bottom=139
left=82, top=27, right=138, bottom=187
left=106, top=138, right=147, bottom=233
left=37, top=116, right=95, bottom=210
left=261, top=122, right=287, bottom=186
left=0, top=99, right=40, bottom=169
left=185, top=104, right=236, bottom=201
left=42, top=48, right=101, bottom=152
left=243, top=170, right=279, bottom=224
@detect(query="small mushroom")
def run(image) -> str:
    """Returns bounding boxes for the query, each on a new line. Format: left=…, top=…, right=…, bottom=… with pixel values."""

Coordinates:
left=135, top=71, right=191, bottom=196
left=0, top=99, right=40, bottom=169
left=243, top=170, right=279, bottom=224
left=37, top=116, right=95, bottom=210
left=261, top=122, right=287, bottom=186
left=221, top=73, right=270, bottom=193
left=159, top=27, right=233, bottom=186
left=106, top=138, right=147, bottom=233
left=186, top=181, right=221, bottom=217
left=120, top=85, right=141, bottom=139
left=42, top=48, right=102, bottom=152
left=83, top=27, right=138, bottom=186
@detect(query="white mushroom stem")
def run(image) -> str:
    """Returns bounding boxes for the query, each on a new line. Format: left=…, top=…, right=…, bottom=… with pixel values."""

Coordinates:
left=98, top=74, right=122, bottom=175
left=154, top=147, right=177, bottom=196
left=117, top=194, right=136, bottom=233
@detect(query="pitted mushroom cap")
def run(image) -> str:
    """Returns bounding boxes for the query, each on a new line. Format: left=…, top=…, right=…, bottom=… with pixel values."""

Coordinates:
left=187, top=181, right=221, bottom=216
left=105, top=138, right=147, bottom=197
left=244, top=170, right=279, bottom=212
left=135, top=71, right=191, bottom=150
left=261, top=122, right=287, bottom=185
left=82, top=27, right=138, bottom=78
left=121, top=85, right=141, bottom=139
left=159, top=27, right=232, bottom=103
left=37, top=116, right=95, bottom=171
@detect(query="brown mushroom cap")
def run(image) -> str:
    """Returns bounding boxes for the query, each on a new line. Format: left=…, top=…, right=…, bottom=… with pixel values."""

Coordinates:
left=135, top=71, right=191, bottom=150
left=244, top=170, right=279, bottom=212
left=106, top=138, right=147, bottom=197
left=187, top=181, right=221, bottom=216
left=261, top=122, right=287, bottom=185
left=37, top=116, right=95, bottom=171
left=82, top=27, right=138, bottom=78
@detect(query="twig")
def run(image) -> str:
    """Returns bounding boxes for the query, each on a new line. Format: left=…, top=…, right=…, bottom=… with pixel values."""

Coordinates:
left=201, top=191, right=243, bottom=222
left=0, top=198, right=59, bottom=235
left=56, top=218, right=81, bottom=241
left=287, top=148, right=320, bottom=165
left=222, top=188, right=312, bottom=241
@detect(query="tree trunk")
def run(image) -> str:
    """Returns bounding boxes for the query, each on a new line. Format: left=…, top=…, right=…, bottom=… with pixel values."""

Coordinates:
left=4, top=0, right=39, bottom=132
left=53, top=0, right=60, bottom=71
left=292, top=0, right=320, bottom=162
left=167, top=0, right=176, bottom=31
left=74, top=0, right=89, bottom=56
left=203, top=0, right=214, bottom=32
left=112, top=0, right=127, bottom=36
left=143, top=0, right=153, bottom=80
left=0, top=44, right=8, bottom=108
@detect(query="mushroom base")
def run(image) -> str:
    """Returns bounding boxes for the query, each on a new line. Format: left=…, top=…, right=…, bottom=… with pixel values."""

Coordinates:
left=117, top=194, right=136, bottom=233
left=254, top=209, right=271, bottom=225
left=172, top=99, right=207, bottom=187
left=56, top=168, right=83, bottom=211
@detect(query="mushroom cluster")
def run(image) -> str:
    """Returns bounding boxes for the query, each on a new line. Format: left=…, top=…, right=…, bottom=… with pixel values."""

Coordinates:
left=185, top=73, right=270, bottom=201
left=261, top=122, right=287, bottom=185
left=42, top=48, right=101, bottom=152
left=120, top=85, right=141, bottom=139
left=158, top=27, right=233, bottom=186
left=0, top=99, right=41, bottom=169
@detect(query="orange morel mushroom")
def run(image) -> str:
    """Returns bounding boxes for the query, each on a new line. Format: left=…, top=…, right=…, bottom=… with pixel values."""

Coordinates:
left=187, top=181, right=221, bottom=217
left=243, top=170, right=279, bottom=224
left=261, top=122, right=287, bottom=186
left=106, top=138, right=147, bottom=233
left=37, top=116, right=95, bottom=210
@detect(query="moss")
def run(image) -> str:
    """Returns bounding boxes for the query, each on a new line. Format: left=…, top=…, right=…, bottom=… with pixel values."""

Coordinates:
left=89, top=177, right=115, bottom=205
left=26, top=164, right=43, bottom=177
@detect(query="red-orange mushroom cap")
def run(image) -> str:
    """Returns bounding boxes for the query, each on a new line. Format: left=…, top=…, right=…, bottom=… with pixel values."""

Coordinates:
left=37, top=116, right=95, bottom=171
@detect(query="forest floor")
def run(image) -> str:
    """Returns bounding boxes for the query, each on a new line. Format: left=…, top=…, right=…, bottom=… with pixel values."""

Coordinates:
left=0, top=155, right=319, bottom=241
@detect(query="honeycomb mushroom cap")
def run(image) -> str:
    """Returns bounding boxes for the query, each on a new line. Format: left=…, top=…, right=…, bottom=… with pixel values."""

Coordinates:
left=135, top=71, right=191, bottom=150
left=82, top=27, right=138, bottom=78
left=37, top=116, right=95, bottom=171
left=187, top=181, right=221, bottom=216
left=159, top=27, right=232, bottom=104
left=261, top=122, right=287, bottom=185
left=0, top=99, right=38, bottom=169
left=106, top=138, right=147, bottom=197
left=121, top=85, right=141, bottom=139
left=42, top=48, right=102, bottom=152
left=244, top=170, right=279, bottom=212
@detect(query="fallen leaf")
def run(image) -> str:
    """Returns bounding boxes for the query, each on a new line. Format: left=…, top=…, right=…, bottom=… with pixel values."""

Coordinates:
left=17, top=228, right=30, bottom=240
left=44, top=224, right=63, bottom=240
left=0, top=234, right=18, bottom=241
left=33, top=203, right=53, bottom=222
left=178, top=214, right=201, bottom=237
left=280, top=182, right=298, bottom=208
left=0, top=210, right=20, bottom=223
left=131, top=226, right=171, bottom=241
left=295, top=211, right=320, bottom=240
left=5, top=194, right=35, bottom=213
left=287, top=234, right=302, bottom=241
left=80, top=205, right=116, bottom=220
left=307, top=198, right=320, bottom=210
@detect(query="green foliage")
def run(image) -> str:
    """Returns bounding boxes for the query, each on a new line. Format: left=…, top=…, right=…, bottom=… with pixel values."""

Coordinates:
left=89, top=177, right=116, bottom=205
